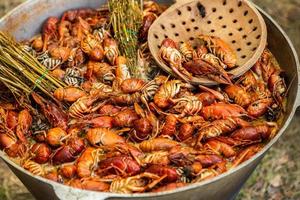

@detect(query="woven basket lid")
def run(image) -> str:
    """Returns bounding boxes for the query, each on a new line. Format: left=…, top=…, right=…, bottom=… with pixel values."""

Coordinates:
left=148, top=0, right=267, bottom=85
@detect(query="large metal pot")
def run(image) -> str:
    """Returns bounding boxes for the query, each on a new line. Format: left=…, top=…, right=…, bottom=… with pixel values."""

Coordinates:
left=0, top=0, right=299, bottom=199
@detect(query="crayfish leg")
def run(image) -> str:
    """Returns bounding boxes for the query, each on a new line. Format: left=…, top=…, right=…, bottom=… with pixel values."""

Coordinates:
left=195, top=133, right=204, bottom=149
left=169, top=64, right=192, bottom=83
left=198, top=85, right=224, bottom=101
left=146, top=174, right=167, bottom=190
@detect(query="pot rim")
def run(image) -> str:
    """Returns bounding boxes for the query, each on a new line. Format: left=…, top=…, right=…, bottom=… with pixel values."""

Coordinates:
left=0, top=0, right=299, bottom=198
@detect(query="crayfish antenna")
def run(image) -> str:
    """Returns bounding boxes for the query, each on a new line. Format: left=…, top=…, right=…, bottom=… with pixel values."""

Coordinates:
left=244, top=114, right=256, bottom=121
left=195, top=132, right=204, bottom=149
left=115, top=128, right=131, bottom=135
left=208, top=74, right=232, bottom=85
left=198, top=85, right=224, bottom=101
left=149, top=102, right=169, bottom=116
left=134, top=103, right=146, bottom=118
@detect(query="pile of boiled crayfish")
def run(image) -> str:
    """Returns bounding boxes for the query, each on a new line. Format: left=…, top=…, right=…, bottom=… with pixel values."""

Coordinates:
left=159, top=36, right=237, bottom=84
left=0, top=1, right=287, bottom=194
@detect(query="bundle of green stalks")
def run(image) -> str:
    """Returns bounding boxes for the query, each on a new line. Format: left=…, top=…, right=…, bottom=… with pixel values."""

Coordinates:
left=109, top=0, right=144, bottom=78
left=0, top=31, right=66, bottom=102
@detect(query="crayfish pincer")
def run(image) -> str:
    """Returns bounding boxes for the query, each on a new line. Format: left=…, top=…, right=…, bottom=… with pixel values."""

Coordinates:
left=51, top=137, right=85, bottom=165
left=231, top=123, right=278, bottom=142
left=86, top=128, right=128, bottom=146
left=198, top=34, right=237, bottom=68
left=110, top=172, right=165, bottom=194
left=68, top=177, right=110, bottom=192
left=31, top=93, right=68, bottom=130
left=159, top=38, right=193, bottom=82
left=16, top=109, right=32, bottom=143
left=97, top=156, right=141, bottom=177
